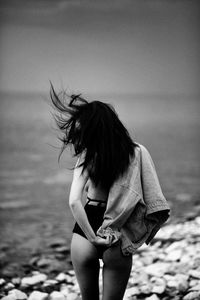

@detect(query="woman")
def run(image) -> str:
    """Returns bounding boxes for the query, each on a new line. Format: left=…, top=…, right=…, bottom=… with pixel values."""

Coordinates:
left=50, top=85, right=170, bottom=300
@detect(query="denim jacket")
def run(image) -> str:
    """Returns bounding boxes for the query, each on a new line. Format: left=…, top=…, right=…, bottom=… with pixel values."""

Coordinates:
left=97, top=144, right=170, bottom=255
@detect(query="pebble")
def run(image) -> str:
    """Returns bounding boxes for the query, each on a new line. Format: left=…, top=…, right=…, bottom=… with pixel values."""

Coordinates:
left=59, top=284, right=69, bottom=296
left=67, top=293, right=78, bottom=300
left=189, top=280, right=200, bottom=287
left=140, top=282, right=152, bottom=294
left=21, top=274, right=47, bottom=286
left=28, top=291, right=48, bottom=300
left=145, top=295, right=160, bottom=300
left=183, top=291, right=200, bottom=300
left=4, top=283, right=15, bottom=292
left=0, top=278, right=6, bottom=286
left=8, top=289, right=28, bottom=299
left=124, top=286, right=140, bottom=298
left=144, top=262, right=170, bottom=277
left=151, top=277, right=166, bottom=294
left=43, top=279, right=58, bottom=287
left=11, top=278, right=21, bottom=286
left=165, top=249, right=182, bottom=261
left=189, top=270, right=200, bottom=279
left=189, top=284, right=200, bottom=291
left=55, top=273, right=67, bottom=282
left=1, top=295, right=16, bottom=300
left=49, top=291, right=66, bottom=300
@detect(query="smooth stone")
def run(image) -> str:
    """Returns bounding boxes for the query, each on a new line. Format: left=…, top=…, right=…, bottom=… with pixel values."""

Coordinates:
left=166, top=275, right=189, bottom=292
left=145, top=295, right=160, bottom=300
left=195, top=217, right=200, bottom=225
left=189, top=280, right=200, bottom=287
left=134, top=260, right=144, bottom=267
left=144, top=262, right=170, bottom=277
left=21, top=274, right=47, bottom=286
left=68, top=270, right=75, bottom=276
left=31, top=271, right=41, bottom=275
left=183, top=291, right=200, bottom=300
left=129, top=272, right=149, bottom=286
left=164, top=241, right=186, bottom=253
left=189, top=284, right=200, bottom=291
left=4, top=283, right=15, bottom=291
left=65, top=274, right=75, bottom=283
left=28, top=291, right=48, bottom=300
left=67, top=293, right=79, bottom=300
left=181, top=254, right=192, bottom=264
left=193, top=257, right=200, bottom=269
left=43, top=279, right=58, bottom=286
left=49, top=291, right=66, bottom=300
left=60, top=284, right=69, bottom=296
left=151, top=277, right=166, bottom=294
left=189, top=270, right=200, bottom=279
left=165, top=249, right=182, bottom=261
left=175, top=274, right=189, bottom=292
left=11, top=278, right=21, bottom=286
left=55, top=273, right=67, bottom=282
left=8, top=289, right=27, bottom=299
left=157, top=253, right=166, bottom=260
left=141, top=255, right=154, bottom=265
left=124, top=286, right=140, bottom=298
left=139, top=283, right=152, bottom=294
left=169, top=262, right=192, bottom=274
left=0, top=278, right=6, bottom=286
left=1, top=295, right=16, bottom=300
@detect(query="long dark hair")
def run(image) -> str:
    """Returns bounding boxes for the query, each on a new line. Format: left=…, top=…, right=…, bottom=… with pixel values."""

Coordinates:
left=50, top=84, right=137, bottom=189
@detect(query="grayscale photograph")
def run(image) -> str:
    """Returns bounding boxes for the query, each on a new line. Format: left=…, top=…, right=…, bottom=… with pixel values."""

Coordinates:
left=0, top=1, right=199, bottom=299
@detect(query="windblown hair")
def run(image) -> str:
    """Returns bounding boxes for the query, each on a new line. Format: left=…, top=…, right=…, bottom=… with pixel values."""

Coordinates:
left=50, top=84, right=137, bottom=190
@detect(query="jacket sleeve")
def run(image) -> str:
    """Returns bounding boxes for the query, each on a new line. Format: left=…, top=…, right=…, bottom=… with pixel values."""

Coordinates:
left=139, top=145, right=170, bottom=243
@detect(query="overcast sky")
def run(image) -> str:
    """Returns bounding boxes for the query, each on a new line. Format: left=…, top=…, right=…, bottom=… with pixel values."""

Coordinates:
left=0, top=0, right=199, bottom=95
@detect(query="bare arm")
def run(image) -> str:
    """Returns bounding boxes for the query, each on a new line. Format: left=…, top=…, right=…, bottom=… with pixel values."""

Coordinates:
left=69, top=161, right=111, bottom=246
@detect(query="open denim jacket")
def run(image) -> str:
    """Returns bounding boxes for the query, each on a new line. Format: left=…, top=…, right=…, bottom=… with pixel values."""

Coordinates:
left=97, top=144, right=170, bottom=255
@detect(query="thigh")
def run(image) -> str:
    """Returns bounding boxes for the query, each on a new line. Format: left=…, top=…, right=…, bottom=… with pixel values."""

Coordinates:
left=71, top=233, right=100, bottom=300
left=102, top=241, right=132, bottom=300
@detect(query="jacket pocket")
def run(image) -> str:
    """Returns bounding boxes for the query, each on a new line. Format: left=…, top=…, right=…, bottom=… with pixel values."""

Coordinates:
left=122, top=200, right=148, bottom=243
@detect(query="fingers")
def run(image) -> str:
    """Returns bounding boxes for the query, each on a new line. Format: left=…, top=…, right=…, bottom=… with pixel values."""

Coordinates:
left=94, top=236, right=110, bottom=247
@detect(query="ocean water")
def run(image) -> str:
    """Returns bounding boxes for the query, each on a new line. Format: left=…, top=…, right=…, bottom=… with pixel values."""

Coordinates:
left=0, top=92, right=199, bottom=264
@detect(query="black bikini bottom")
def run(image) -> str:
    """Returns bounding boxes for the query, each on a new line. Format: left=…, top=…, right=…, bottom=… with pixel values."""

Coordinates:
left=72, top=198, right=107, bottom=259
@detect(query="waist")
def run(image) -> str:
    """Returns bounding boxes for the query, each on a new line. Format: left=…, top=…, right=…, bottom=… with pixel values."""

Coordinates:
left=86, top=196, right=107, bottom=207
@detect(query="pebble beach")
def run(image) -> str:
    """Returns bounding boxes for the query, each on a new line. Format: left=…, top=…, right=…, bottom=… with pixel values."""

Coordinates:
left=1, top=216, right=200, bottom=300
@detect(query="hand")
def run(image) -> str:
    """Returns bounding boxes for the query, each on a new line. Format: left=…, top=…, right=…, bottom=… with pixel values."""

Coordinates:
left=92, top=235, right=112, bottom=247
